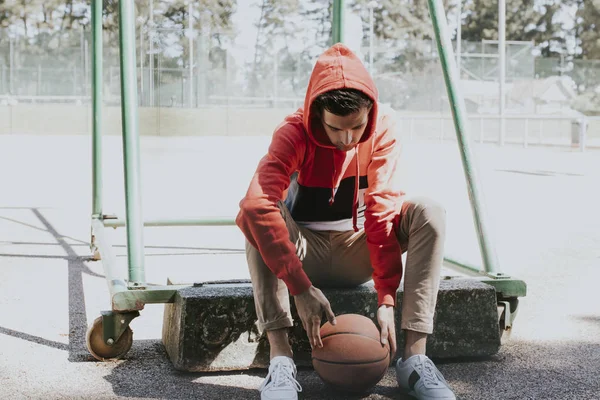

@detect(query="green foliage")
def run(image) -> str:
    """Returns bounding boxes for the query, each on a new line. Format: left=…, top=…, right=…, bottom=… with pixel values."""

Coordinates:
left=461, top=0, right=569, bottom=57
left=247, top=0, right=329, bottom=98
left=576, top=0, right=600, bottom=59
left=351, top=0, right=441, bottom=42
left=2, top=0, right=600, bottom=105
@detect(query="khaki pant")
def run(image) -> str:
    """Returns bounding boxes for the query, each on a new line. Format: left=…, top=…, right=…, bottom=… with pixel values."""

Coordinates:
left=245, top=197, right=446, bottom=335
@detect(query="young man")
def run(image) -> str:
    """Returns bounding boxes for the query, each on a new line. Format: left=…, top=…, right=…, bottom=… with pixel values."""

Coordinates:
left=236, top=43, right=456, bottom=400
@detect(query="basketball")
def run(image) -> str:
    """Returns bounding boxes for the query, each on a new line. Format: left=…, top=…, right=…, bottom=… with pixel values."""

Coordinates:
left=311, top=313, right=391, bottom=393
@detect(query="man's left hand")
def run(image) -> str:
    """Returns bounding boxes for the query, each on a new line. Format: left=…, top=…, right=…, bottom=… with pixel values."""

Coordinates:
left=377, top=304, right=397, bottom=359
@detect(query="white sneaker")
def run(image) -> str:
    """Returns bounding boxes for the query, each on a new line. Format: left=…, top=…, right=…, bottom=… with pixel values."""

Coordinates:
left=259, top=356, right=302, bottom=400
left=396, top=355, right=456, bottom=400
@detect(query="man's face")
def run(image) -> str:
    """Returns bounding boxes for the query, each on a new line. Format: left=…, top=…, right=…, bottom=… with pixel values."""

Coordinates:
left=321, top=106, right=371, bottom=151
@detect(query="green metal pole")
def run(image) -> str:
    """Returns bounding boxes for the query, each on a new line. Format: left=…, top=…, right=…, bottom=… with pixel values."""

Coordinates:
left=92, top=219, right=189, bottom=311
left=427, top=0, right=500, bottom=274
left=118, top=0, right=146, bottom=285
left=332, top=0, right=344, bottom=44
left=91, top=0, right=102, bottom=217
left=104, top=216, right=238, bottom=228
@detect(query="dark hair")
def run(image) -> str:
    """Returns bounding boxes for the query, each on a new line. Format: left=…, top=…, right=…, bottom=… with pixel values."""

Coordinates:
left=312, top=88, right=373, bottom=117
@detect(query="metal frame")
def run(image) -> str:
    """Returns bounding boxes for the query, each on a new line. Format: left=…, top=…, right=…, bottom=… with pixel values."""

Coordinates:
left=89, top=0, right=525, bottom=353
left=426, top=0, right=525, bottom=303
left=90, top=0, right=191, bottom=342
left=332, top=0, right=344, bottom=44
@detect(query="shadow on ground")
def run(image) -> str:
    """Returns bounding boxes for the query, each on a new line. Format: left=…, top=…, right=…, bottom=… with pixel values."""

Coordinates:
left=98, top=338, right=600, bottom=400
left=4, top=208, right=599, bottom=399
left=101, top=339, right=260, bottom=400
left=0, top=208, right=101, bottom=362
left=438, top=340, right=600, bottom=400
left=0, top=208, right=245, bottom=364
left=101, top=337, right=414, bottom=400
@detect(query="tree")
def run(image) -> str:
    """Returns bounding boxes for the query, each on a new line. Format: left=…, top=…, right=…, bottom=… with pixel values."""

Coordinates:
left=347, top=0, right=455, bottom=109
left=575, top=0, right=600, bottom=59
left=300, top=0, right=332, bottom=51
left=248, top=0, right=305, bottom=98
left=0, top=0, right=238, bottom=99
left=461, top=0, right=568, bottom=57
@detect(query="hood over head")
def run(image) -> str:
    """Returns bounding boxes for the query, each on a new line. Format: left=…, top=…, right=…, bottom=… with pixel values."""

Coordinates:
left=303, top=43, right=379, bottom=148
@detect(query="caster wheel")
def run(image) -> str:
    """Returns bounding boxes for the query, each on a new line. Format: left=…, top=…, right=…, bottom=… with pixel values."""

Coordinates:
left=497, top=304, right=513, bottom=343
left=86, top=316, right=133, bottom=361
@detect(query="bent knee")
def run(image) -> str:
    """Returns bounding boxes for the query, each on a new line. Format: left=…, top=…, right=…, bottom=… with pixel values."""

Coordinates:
left=409, top=196, right=446, bottom=235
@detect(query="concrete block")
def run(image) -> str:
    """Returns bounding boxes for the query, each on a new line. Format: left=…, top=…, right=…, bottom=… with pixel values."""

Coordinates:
left=161, top=278, right=500, bottom=372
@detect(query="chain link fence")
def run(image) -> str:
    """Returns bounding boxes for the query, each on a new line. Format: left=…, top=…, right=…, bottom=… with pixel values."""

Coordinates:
left=0, top=29, right=89, bottom=99
left=0, top=28, right=593, bottom=110
left=0, top=1, right=599, bottom=145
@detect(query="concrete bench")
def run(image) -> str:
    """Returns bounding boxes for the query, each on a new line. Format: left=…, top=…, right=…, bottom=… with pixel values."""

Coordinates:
left=161, top=278, right=500, bottom=372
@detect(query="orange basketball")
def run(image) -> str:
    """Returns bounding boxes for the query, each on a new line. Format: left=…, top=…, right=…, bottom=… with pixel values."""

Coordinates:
left=311, top=313, right=391, bottom=393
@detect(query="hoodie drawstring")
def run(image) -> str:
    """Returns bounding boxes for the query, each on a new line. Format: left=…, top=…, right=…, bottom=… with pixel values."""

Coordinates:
left=329, top=152, right=336, bottom=206
left=352, top=145, right=360, bottom=232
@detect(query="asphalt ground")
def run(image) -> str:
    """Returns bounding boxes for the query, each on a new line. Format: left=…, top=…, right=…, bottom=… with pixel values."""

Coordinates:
left=0, top=134, right=599, bottom=400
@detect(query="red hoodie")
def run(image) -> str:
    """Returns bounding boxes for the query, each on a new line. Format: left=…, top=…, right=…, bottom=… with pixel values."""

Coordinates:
left=235, top=43, right=405, bottom=307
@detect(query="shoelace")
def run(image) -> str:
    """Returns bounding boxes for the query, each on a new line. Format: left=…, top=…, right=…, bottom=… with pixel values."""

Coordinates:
left=419, top=358, right=446, bottom=388
left=259, top=362, right=303, bottom=393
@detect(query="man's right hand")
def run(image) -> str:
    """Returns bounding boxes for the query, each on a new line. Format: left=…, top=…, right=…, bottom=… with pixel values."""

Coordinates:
left=293, top=285, right=336, bottom=349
